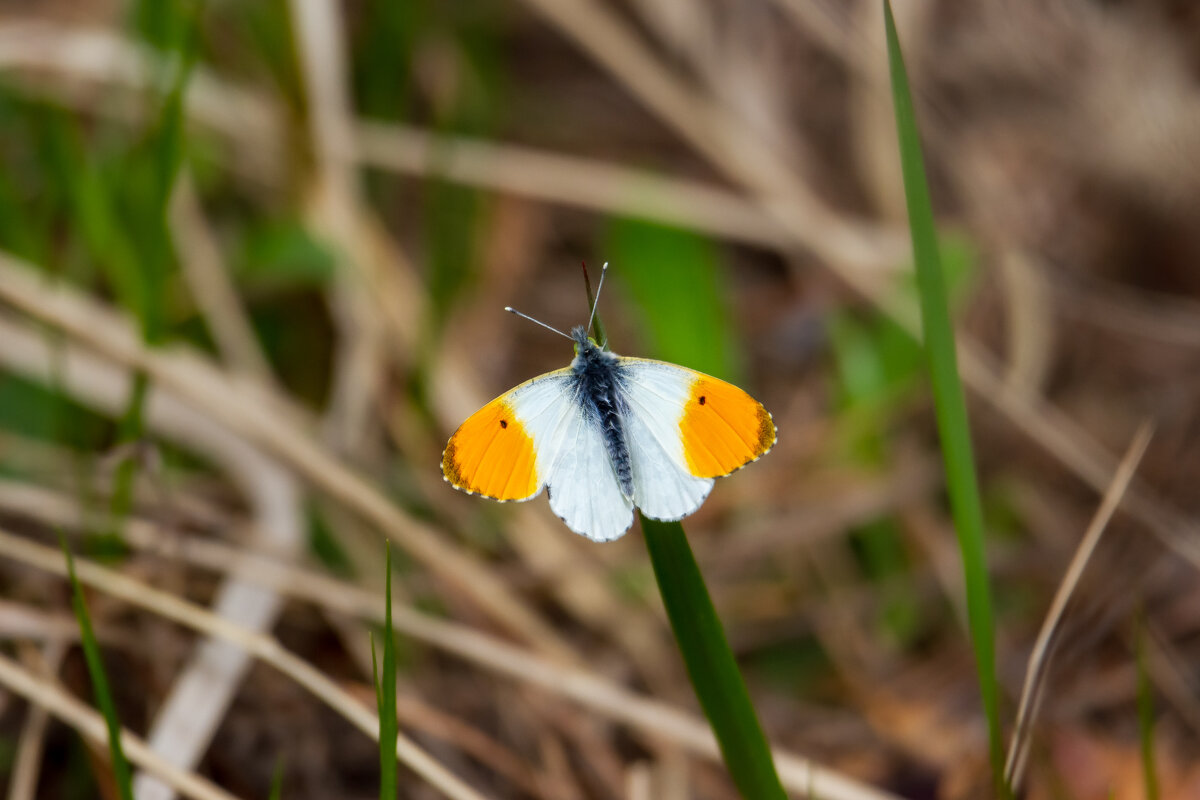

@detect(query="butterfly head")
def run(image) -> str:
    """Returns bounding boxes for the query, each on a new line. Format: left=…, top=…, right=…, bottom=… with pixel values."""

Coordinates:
left=570, top=325, right=599, bottom=352
left=505, top=262, right=611, bottom=355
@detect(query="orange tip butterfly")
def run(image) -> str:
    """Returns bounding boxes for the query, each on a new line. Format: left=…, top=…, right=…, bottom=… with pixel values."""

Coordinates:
left=442, top=263, right=776, bottom=542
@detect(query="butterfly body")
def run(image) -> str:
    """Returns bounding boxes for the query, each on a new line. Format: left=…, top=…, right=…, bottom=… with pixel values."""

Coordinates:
left=443, top=324, right=776, bottom=542
left=566, top=326, right=635, bottom=499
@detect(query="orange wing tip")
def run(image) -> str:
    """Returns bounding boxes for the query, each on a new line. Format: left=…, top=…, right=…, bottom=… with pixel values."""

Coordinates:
left=739, top=411, right=777, bottom=461
left=680, top=378, right=777, bottom=479
left=441, top=401, right=541, bottom=501
left=721, top=411, right=777, bottom=475
left=442, top=467, right=537, bottom=503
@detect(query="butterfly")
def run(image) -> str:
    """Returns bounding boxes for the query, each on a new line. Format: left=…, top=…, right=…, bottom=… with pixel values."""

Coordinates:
left=442, top=265, right=776, bottom=542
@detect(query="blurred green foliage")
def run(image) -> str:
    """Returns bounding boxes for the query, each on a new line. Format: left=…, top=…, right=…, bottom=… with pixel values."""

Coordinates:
left=606, top=218, right=738, bottom=380
left=238, top=0, right=305, bottom=109
left=351, top=0, right=507, bottom=327
left=0, top=378, right=109, bottom=465
left=748, top=636, right=831, bottom=694
left=826, top=232, right=977, bottom=647
left=236, top=218, right=338, bottom=289
left=829, top=312, right=922, bottom=647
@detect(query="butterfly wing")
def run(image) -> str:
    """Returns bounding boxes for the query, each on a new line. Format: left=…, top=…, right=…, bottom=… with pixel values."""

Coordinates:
left=619, top=364, right=715, bottom=521
left=542, top=401, right=635, bottom=542
left=443, top=368, right=635, bottom=541
left=442, top=369, right=575, bottom=502
left=620, top=359, right=775, bottom=519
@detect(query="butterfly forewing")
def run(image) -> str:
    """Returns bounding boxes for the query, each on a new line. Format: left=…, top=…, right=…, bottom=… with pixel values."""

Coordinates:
left=622, top=359, right=776, bottom=480
left=680, top=374, right=775, bottom=477
left=442, top=369, right=574, bottom=501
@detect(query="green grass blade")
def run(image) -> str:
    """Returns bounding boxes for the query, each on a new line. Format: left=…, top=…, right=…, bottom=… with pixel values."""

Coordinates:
left=882, top=1, right=1006, bottom=792
left=60, top=535, right=134, bottom=800
left=1136, top=612, right=1159, bottom=800
left=373, top=544, right=399, bottom=800
left=268, top=757, right=286, bottom=800
left=641, top=515, right=785, bottom=800
left=108, top=2, right=200, bottom=534
left=606, top=218, right=736, bottom=380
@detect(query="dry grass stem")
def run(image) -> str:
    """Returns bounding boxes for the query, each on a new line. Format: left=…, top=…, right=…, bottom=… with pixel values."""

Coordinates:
left=0, top=22, right=282, bottom=184
left=0, top=292, right=303, bottom=800
left=0, top=254, right=572, bottom=659
left=511, top=0, right=1200, bottom=596
left=290, top=0, right=389, bottom=458
left=960, top=344, right=1200, bottom=573
left=0, top=21, right=868, bottom=260
left=0, top=480, right=897, bottom=800
left=169, top=172, right=277, bottom=386
left=1005, top=421, right=1154, bottom=788
left=516, top=0, right=905, bottom=277
left=0, top=1, right=1189, bottom=794
left=145, top=170, right=297, bottom=800
left=997, top=250, right=1055, bottom=397
left=354, top=122, right=795, bottom=250
left=0, top=600, right=87, bottom=644
left=6, top=643, right=63, bottom=800
left=0, top=527, right=492, bottom=800
left=0, top=651, right=241, bottom=800
left=1063, top=276, right=1200, bottom=349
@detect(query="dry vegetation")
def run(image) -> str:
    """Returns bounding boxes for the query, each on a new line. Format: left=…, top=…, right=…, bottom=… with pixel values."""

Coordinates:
left=0, top=0, right=1198, bottom=798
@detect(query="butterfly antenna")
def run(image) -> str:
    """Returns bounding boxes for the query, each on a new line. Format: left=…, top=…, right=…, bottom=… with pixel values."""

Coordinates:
left=586, top=261, right=609, bottom=334
left=504, top=307, right=572, bottom=340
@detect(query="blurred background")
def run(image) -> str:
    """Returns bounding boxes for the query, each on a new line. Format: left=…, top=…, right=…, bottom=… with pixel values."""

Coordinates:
left=0, top=0, right=1198, bottom=798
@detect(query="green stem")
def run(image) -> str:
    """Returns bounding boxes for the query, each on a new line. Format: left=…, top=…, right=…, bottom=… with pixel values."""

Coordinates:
left=62, top=535, right=134, bottom=800
left=1137, top=610, right=1158, bottom=800
left=882, top=1, right=1006, bottom=793
left=641, top=515, right=786, bottom=800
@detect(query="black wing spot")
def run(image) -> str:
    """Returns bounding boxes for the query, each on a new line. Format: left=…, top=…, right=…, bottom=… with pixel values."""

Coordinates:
left=698, top=395, right=706, bottom=405
left=500, top=419, right=508, bottom=428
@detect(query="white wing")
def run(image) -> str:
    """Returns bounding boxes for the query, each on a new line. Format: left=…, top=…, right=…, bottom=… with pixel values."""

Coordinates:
left=509, top=372, right=634, bottom=542
left=619, top=361, right=714, bottom=521
left=545, top=407, right=635, bottom=542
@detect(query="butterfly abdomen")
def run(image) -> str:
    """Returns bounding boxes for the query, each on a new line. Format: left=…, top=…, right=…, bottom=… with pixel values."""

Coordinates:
left=572, top=339, right=634, bottom=499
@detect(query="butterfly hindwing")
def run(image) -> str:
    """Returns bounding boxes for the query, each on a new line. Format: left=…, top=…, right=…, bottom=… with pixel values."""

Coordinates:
left=542, top=402, right=635, bottom=542
left=511, top=370, right=634, bottom=541
left=619, top=363, right=714, bottom=521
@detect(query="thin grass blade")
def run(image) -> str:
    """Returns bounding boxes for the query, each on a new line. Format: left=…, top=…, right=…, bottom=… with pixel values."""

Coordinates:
left=110, top=0, right=201, bottom=530
left=374, top=544, right=399, bottom=799
left=1137, top=612, right=1159, bottom=800
left=882, top=1, right=1006, bottom=792
left=269, top=757, right=286, bottom=800
left=61, top=535, right=134, bottom=800
left=641, top=515, right=786, bottom=800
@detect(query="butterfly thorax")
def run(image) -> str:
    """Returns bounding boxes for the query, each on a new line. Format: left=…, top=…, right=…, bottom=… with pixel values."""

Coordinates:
left=569, top=326, right=634, bottom=499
